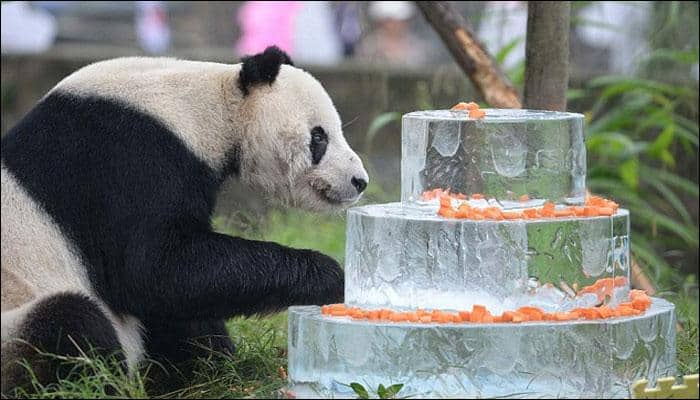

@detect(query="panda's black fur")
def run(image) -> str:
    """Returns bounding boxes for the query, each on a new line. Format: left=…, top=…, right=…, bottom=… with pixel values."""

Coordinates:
left=0, top=47, right=344, bottom=394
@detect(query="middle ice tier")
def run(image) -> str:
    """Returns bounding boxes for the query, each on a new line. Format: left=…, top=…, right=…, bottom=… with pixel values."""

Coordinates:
left=345, top=203, right=630, bottom=314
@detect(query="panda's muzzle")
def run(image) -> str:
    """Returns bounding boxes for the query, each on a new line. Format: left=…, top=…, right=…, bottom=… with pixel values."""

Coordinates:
left=310, top=178, right=361, bottom=205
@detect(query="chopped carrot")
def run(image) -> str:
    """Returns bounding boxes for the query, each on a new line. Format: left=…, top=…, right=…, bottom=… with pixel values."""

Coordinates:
left=554, top=209, right=576, bottom=217
left=583, top=207, right=598, bottom=217
left=368, top=310, right=380, bottom=320
left=511, top=312, right=526, bottom=323
left=502, top=211, right=524, bottom=219
left=471, top=305, right=487, bottom=322
left=470, top=212, right=485, bottom=220
left=553, top=312, right=577, bottom=321
left=597, top=306, right=614, bottom=318
left=482, top=313, right=495, bottom=323
left=597, top=207, right=614, bottom=216
left=438, top=207, right=456, bottom=218
left=519, top=194, right=530, bottom=202
left=523, top=208, right=539, bottom=218
left=469, top=109, right=486, bottom=119
left=439, top=195, right=452, bottom=208
left=458, top=311, right=471, bottom=321
left=451, top=102, right=469, bottom=111
left=379, top=309, right=391, bottom=320
left=465, top=102, right=480, bottom=110
left=330, top=310, right=347, bottom=317
left=501, top=311, right=515, bottom=322
left=517, top=306, right=545, bottom=321
left=406, top=312, right=419, bottom=322
left=483, top=207, right=502, bottom=220
left=419, top=315, right=432, bottom=323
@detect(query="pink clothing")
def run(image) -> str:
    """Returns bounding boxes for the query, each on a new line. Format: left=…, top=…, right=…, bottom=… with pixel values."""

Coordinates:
left=236, top=1, right=303, bottom=56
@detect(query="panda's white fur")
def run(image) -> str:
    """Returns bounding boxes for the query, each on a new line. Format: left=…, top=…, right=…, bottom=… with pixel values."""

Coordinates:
left=1, top=164, right=145, bottom=371
left=53, top=57, right=368, bottom=211
left=1, top=48, right=365, bottom=393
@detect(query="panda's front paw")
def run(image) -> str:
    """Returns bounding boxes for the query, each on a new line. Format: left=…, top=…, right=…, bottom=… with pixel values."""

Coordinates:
left=299, top=250, right=344, bottom=306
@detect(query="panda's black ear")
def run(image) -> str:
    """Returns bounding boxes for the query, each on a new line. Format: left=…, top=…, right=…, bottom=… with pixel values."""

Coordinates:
left=238, top=46, right=294, bottom=96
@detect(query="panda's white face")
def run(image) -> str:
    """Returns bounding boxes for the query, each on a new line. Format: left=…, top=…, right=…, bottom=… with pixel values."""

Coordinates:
left=236, top=66, right=369, bottom=212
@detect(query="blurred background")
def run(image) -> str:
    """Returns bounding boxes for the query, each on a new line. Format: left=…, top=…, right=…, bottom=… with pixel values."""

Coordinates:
left=2, top=1, right=698, bottom=335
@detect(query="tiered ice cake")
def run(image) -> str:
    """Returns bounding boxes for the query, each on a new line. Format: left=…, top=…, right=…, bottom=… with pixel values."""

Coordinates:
left=287, top=109, right=676, bottom=398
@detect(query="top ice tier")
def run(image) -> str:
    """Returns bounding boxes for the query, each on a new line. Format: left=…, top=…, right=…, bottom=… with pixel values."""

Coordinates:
left=401, top=109, right=586, bottom=206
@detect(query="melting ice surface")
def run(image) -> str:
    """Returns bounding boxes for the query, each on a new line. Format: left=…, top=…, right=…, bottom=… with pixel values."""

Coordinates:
left=401, top=109, right=587, bottom=205
left=344, top=203, right=630, bottom=314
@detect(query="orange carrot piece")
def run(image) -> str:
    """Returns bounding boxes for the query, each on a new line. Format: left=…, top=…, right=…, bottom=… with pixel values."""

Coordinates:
left=419, top=315, right=432, bottom=323
left=597, top=207, right=614, bottom=216
left=439, top=196, right=452, bottom=208
left=517, top=306, right=545, bottom=321
left=458, top=311, right=471, bottom=322
left=519, top=194, right=530, bottom=202
left=502, top=211, right=524, bottom=219
left=451, top=102, right=469, bottom=111
left=583, top=207, right=598, bottom=217
left=379, top=309, right=391, bottom=320
left=368, top=310, right=380, bottom=320
left=598, top=306, right=614, bottom=318
left=469, top=109, right=486, bottom=119
left=483, top=207, right=502, bottom=220
left=465, top=101, right=480, bottom=110
left=523, top=208, right=539, bottom=218
left=554, top=209, right=576, bottom=217
left=501, top=311, right=515, bottom=322
left=438, top=207, right=456, bottom=218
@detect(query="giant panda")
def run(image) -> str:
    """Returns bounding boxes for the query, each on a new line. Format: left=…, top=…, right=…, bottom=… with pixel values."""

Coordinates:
left=1, top=46, right=368, bottom=394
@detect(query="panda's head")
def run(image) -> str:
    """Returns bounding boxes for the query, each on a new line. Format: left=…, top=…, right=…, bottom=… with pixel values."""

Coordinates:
left=234, top=46, right=369, bottom=212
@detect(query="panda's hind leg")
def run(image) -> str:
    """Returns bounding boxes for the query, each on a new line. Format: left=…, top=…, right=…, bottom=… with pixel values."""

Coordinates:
left=143, top=319, right=234, bottom=394
left=3, top=292, right=124, bottom=396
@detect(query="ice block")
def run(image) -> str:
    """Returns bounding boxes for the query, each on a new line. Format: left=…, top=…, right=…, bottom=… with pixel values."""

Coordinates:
left=401, top=109, right=586, bottom=206
left=288, top=298, right=676, bottom=399
left=344, top=203, right=629, bottom=313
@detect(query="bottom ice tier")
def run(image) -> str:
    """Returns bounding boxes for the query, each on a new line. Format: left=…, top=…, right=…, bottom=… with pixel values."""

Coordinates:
left=287, top=298, right=675, bottom=399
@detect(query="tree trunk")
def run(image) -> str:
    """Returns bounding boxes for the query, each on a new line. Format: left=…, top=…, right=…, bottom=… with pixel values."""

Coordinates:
left=415, top=1, right=521, bottom=108
left=523, top=1, right=571, bottom=111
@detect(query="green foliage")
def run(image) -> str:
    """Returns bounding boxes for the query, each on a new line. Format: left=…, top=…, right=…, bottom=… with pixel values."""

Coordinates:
left=583, top=62, right=699, bottom=286
left=348, top=382, right=405, bottom=399
left=11, top=349, right=148, bottom=399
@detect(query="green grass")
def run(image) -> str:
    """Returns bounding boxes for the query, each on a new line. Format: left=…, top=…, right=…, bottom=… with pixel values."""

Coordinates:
left=11, top=196, right=699, bottom=398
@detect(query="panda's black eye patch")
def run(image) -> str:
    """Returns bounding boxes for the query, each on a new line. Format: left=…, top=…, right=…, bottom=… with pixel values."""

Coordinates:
left=310, top=126, right=328, bottom=165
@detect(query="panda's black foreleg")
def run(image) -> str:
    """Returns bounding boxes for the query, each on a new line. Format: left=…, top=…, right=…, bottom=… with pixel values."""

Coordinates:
left=120, top=226, right=344, bottom=322
left=142, top=318, right=233, bottom=394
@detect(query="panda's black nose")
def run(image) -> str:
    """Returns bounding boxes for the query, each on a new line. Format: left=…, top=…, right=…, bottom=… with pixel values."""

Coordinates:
left=351, top=177, right=367, bottom=194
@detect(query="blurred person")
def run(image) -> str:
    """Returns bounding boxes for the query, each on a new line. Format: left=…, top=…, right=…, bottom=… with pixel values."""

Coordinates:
left=293, top=1, right=343, bottom=65
left=334, top=1, right=363, bottom=57
left=235, top=1, right=303, bottom=56
left=355, top=1, right=429, bottom=66
left=235, top=1, right=342, bottom=65
left=135, top=1, right=171, bottom=55
left=1, top=1, right=56, bottom=54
